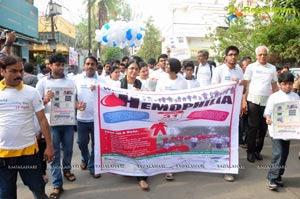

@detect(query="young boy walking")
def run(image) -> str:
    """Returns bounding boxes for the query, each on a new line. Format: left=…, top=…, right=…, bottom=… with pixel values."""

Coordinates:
left=264, top=72, right=300, bottom=191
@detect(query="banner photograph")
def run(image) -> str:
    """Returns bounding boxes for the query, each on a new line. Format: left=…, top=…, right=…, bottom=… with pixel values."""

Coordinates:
left=94, top=82, right=243, bottom=176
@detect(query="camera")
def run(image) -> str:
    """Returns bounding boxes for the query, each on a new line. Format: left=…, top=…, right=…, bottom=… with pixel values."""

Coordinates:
left=0, top=30, right=18, bottom=43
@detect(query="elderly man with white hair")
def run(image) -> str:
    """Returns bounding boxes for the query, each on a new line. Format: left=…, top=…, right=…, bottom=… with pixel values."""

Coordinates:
left=243, top=46, right=279, bottom=163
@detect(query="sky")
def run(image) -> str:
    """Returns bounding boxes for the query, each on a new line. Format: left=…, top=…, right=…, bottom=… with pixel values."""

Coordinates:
left=34, top=0, right=171, bottom=29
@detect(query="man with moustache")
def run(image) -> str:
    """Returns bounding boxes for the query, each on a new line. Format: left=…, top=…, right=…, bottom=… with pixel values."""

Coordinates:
left=73, top=56, right=106, bottom=178
left=0, top=55, right=54, bottom=199
left=243, top=46, right=278, bottom=163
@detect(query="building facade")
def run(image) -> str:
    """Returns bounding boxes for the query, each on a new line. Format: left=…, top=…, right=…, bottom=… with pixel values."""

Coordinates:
left=0, top=0, right=39, bottom=62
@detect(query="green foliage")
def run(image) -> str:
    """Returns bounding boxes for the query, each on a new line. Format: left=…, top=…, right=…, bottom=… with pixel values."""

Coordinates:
left=101, top=47, right=123, bottom=62
left=209, top=1, right=300, bottom=63
left=271, top=0, right=300, bottom=18
left=137, top=17, right=162, bottom=61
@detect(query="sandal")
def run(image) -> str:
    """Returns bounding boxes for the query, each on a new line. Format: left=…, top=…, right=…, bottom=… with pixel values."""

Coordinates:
left=90, top=173, right=101, bottom=178
left=63, top=171, right=76, bottom=182
left=80, top=162, right=87, bottom=170
left=138, top=180, right=149, bottom=190
left=165, top=173, right=175, bottom=181
left=49, top=187, right=64, bottom=199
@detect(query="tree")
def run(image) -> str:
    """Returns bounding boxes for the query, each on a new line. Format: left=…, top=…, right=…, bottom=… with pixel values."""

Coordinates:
left=137, top=17, right=162, bottom=61
left=101, top=47, right=123, bottom=62
left=208, top=1, right=300, bottom=64
left=271, top=0, right=300, bottom=18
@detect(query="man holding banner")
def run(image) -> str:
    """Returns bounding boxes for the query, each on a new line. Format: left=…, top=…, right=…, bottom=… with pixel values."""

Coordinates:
left=211, top=45, right=244, bottom=182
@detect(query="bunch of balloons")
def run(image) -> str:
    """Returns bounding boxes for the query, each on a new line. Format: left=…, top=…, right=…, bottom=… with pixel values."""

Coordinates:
left=95, top=20, right=144, bottom=49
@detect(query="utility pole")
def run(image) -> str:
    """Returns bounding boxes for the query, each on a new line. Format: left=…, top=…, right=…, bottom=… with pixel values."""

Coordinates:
left=50, top=0, right=55, bottom=42
left=48, top=0, right=61, bottom=52
left=88, top=0, right=92, bottom=56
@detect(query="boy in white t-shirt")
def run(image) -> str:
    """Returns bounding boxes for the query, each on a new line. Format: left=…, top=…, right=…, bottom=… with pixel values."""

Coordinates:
left=155, top=58, right=188, bottom=92
left=183, top=61, right=200, bottom=89
left=264, top=72, right=299, bottom=191
left=155, top=58, right=188, bottom=181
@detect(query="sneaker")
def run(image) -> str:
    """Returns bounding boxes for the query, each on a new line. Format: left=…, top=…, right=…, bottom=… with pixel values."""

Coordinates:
left=266, top=179, right=278, bottom=191
left=275, top=177, right=284, bottom=187
left=224, top=174, right=235, bottom=182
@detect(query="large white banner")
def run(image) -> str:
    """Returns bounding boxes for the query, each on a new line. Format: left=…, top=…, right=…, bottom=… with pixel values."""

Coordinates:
left=94, top=82, right=243, bottom=176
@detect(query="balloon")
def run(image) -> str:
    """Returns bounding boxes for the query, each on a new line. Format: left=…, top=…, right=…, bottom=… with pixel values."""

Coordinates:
left=102, top=35, right=108, bottom=43
left=130, top=42, right=135, bottom=48
left=126, top=29, right=133, bottom=41
left=104, top=23, right=110, bottom=30
left=136, top=33, right=143, bottom=40
left=95, top=20, right=144, bottom=48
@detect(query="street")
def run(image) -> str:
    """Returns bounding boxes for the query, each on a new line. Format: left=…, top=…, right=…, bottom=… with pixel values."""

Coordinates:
left=17, top=133, right=300, bottom=199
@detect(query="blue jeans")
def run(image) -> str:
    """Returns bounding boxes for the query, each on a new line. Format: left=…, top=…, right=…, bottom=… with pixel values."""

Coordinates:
left=0, top=153, right=48, bottom=199
left=77, top=121, right=95, bottom=174
left=50, top=125, right=74, bottom=188
left=267, top=138, right=290, bottom=180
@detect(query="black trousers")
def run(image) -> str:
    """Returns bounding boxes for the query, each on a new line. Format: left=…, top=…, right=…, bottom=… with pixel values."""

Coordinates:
left=38, top=140, right=47, bottom=175
left=247, top=102, right=267, bottom=154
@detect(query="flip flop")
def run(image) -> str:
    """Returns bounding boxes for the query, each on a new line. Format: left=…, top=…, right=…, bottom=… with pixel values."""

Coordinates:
left=49, top=187, right=64, bottom=199
left=165, top=173, right=175, bottom=181
left=63, top=171, right=76, bottom=182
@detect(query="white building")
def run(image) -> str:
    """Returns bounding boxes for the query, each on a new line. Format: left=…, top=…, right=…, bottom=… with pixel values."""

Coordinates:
left=161, top=0, right=231, bottom=61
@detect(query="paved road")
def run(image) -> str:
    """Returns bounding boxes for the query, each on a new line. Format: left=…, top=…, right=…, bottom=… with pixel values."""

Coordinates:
left=17, top=133, right=300, bottom=199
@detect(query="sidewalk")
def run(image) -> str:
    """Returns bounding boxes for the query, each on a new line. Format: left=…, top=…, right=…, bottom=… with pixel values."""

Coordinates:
left=17, top=134, right=300, bottom=199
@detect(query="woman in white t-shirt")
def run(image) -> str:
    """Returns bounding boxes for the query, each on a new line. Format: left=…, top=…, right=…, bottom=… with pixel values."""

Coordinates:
left=106, top=66, right=121, bottom=88
left=137, top=61, right=158, bottom=91
left=137, top=61, right=149, bottom=91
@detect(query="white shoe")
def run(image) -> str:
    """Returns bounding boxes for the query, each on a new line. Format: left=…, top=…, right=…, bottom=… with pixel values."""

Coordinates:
left=224, top=174, right=235, bottom=182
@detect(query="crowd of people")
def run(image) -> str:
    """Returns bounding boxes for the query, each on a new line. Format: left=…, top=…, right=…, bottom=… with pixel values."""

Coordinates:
left=0, top=31, right=298, bottom=198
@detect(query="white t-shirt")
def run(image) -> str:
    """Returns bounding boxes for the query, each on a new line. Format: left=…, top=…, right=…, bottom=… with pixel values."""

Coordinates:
left=195, top=63, right=213, bottom=87
left=36, top=76, right=76, bottom=123
left=37, top=73, right=49, bottom=80
left=0, top=85, right=44, bottom=149
left=74, top=72, right=106, bottom=122
left=106, top=78, right=121, bottom=88
left=155, top=76, right=188, bottom=91
left=244, top=61, right=277, bottom=96
left=137, top=77, right=150, bottom=91
left=211, top=64, right=244, bottom=84
left=264, top=89, right=300, bottom=137
left=149, top=68, right=168, bottom=80
left=186, top=79, right=200, bottom=89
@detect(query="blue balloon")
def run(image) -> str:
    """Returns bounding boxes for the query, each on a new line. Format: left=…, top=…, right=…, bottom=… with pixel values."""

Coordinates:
left=136, top=33, right=143, bottom=40
left=126, top=29, right=133, bottom=41
left=130, top=43, right=135, bottom=48
left=113, top=41, right=117, bottom=47
left=104, top=23, right=110, bottom=30
left=102, top=35, right=108, bottom=43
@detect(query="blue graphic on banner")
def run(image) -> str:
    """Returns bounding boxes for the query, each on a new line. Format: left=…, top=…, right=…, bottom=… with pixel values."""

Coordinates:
left=103, top=110, right=149, bottom=123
